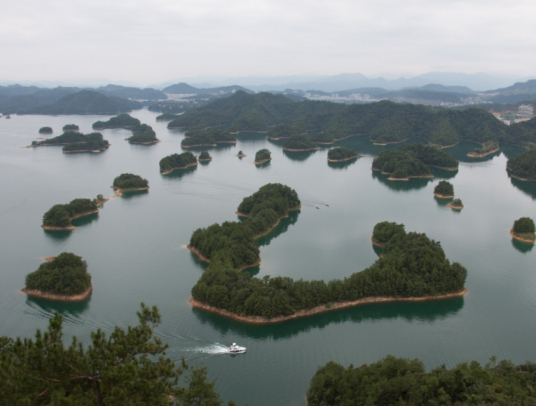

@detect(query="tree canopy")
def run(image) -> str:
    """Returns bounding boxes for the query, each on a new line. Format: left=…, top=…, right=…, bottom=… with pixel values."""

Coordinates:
left=255, top=149, right=271, bottom=162
left=199, top=151, right=212, bottom=161
left=159, top=152, right=197, bottom=173
left=92, top=113, right=141, bottom=130
left=507, top=148, right=536, bottom=180
left=33, top=132, right=104, bottom=146
left=327, top=147, right=360, bottom=161
left=43, top=198, right=98, bottom=228
left=113, top=173, right=149, bottom=190
left=38, top=126, right=53, bottom=134
left=434, top=180, right=454, bottom=196
left=372, top=221, right=406, bottom=245
left=282, top=135, right=318, bottom=150
left=126, top=124, right=159, bottom=144
left=62, top=124, right=79, bottom=131
left=62, top=139, right=110, bottom=152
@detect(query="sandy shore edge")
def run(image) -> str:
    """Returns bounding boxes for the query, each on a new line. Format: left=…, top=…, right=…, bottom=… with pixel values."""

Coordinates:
left=21, top=283, right=93, bottom=302
left=161, top=161, right=198, bottom=175
left=328, top=155, right=360, bottom=162
left=254, top=158, right=272, bottom=165
left=434, top=193, right=454, bottom=199
left=510, top=229, right=536, bottom=244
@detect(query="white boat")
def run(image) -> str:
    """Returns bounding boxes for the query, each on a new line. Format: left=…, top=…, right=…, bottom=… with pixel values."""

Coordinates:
left=229, top=343, right=246, bottom=354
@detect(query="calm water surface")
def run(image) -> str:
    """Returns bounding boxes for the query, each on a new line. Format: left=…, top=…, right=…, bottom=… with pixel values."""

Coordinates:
left=1, top=109, right=535, bottom=405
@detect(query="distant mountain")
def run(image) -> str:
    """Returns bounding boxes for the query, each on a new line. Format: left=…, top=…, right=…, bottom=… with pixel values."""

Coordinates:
left=486, top=79, right=536, bottom=95
left=95, top=84, right=167, bottom=101
left=163, top=82, right=254, bottom=95
left=418, top=84, right=473, bottom=93
left=21, top=90, right=142, bottom=115
left=0, top=84, right=42, bottom=99
left=162, top=83, right=199, bottom=94
left=0, top=87, right=79, bottom=114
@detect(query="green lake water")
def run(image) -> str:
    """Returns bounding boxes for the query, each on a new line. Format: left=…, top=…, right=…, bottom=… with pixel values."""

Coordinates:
left=1, top=109, right=535, bottom=405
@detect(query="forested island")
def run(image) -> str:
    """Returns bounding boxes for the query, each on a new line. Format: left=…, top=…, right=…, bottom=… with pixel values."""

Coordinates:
left=237, top=150, right=246, bottom=157
left=62, top=139, right=110, bottom=153
left=372, top=144, right=458, bottom=180
left=112, top=173, right=149, bottom=192
left=22, top=253, right=92, bottom=301
left=92, top=113, right=140, bottom=130
left=62, top=124, right=79, bottom=132
left=161, top=90, right=536, bottom=148
left=282, top=135, right=319, bottom=151
left=434, top=180, right=455, bottom=198
left=448, top=198, right=464, bottom=210
left=507, top=148, right=536, bottom=181
left=38, top=127, right=52, bottom=134
left=198, top=151, right=212, bottom=161
left=42, top=198, right=99, bottom=230
left=467, top=141, right=499, bottom=158
left=32, top=131, right=105, bottom=146
left=307, top=356, right=536, bottom=406
left=254, top=149, right=271, bottom=164
left=159, top=152, right=197, bottom=174
left=182, top=128, right=236, bottom=148
left=188, top=187, right=467, bottom=322
left=327, top=147, right=360, bottom=162
left=126, top=124, right=159, bottom=144
left=511, top=217, right=535, bottom=243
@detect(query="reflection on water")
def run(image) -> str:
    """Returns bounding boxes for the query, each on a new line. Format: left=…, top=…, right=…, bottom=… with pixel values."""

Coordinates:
left=119, top=189, right=149, bottom=200
left=434, top=196, right=453, bottom=206
left=327, top=158, right=358, bottom=170
left=371, top=170, right=433, bottom=192
left=25, top=295, right=91, bottom=317
left=182, top=144, right=235, bottom=152
left=199, top=160, right=211, bottom=166
left=71, top=211, right=99, bottom=227
left=43, top=229, right=72, bottom=241
left=161, top=165, right=197, bottom=181
left=500, top=144, right=527, bottom=160
left=431, top=167, right=458, bottom=180
left=372, top=243, right=383, bottom=257
left=511, top=238, right=534, bottom=253
left=255, top=160, right=271, bottom=169
left=192, top=297, right=465, bottom=340
left=510, top=176, right=536, bottom=200
left=282, top=149, right=316, bottom=162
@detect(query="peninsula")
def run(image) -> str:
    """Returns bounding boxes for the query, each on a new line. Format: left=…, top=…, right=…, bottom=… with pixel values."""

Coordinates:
left=22, top=252, right=92, bottom=301
left=254, top=149, right=272, bottom=164
left=510, top=217, right=536, bottom=243
left=327, top=147, right=360, bottom=162
left=42, top=198, right=99, bottom=230
left=159, top=152, right=198, bottom=174
left=434, top=180, right=455, bottom=198
left=507, top=149, right=536, bottom=181
left=467, top=141, right=499, bottom=158
left=112, top=173, right=149, bottom=192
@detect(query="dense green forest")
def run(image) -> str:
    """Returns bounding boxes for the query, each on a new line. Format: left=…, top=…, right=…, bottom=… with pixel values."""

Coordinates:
left=512, top=217, right=535, bottom=241
left=468, top=140, right=499, bottom=156
left=24, top=252, right=91, bottom=295
left=42, top=198, right=99, bottom=228
left=189, top=184, right=300, bottom=270
left=156, top=112, right=179, bottom=121
left=255, top=149, right=271, bottom=163
left=92, top=113, right=141, bottom=129
left=507, top=148, right=536, bottom=180
left=282, top=135, right=318, bottom=150
left=434, top=181, right=455, bottom=196
left=372, top=144, right=458, bottom=179
left=307, top=355, right=536, bottom=406
left=182, top=133, right=217, bottom=147
left=126, top=124, right=159, bottom=144
left=327, top=147, right=360, bottom=161
left=113, top=173, right=149, bottom=190
left=62, top=139, right=110, bottom=152
left=371, top=221, right=406, bottom=245
left=310, top=132, right=336, bottom=143
left=0, top=304, right=233, bottom=405
left=159, top=152, right=197, bottom=173
left=32, top=131, right=103, bottom=146
left=62, top=124, right=79, bottom=131
left=161, top=91, right=536, bottom=147
left=199, top=151, right=212, bottom=161
left=267, top=123, right=305, bottom=139
left=38, top=126, right=52, bottom=134
left=450, top=198, right=464, bottom=208
left=191, top=220, right=467, bottom=318
left=185, top=127, right=236, bottom=143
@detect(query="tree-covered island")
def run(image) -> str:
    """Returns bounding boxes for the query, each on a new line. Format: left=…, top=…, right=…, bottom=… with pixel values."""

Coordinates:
left=507, top=148, right=536, bottom=181
left=198, top=151, right=212, bottom=161
left=434, top=180, right=455, bottom=198
left=467, top=141, right=500, bottom=158
left=182, top=128, right=236, bottom=148
left=32, top=131, right=105, bottom=146
left=62, top=139, right=110, bottom=153
left=254, top=149, right=272, bottom=164
left=159, top=152, right=198, bottom=174
left=327, top=147, right=360, bottom=162
left=448, top=198, right=464, bottom=210
left=112, top=173, right=149, bottom=192
left=38, top=127, right=53, bottom=134
left=511, top=217, right=536, bottom=243
left=282, top=135, right=319, bottom=151
left=62, top=124, right=79, bottom=132
left=22, top=252, right=92, bottom=301
left=126, top=124, right=159, bottom=144
left=156, top=112, right=179, bottom=121
left=372, top=144, right=458, bottom=180
left=188, top=185, right=467, bottom=322
left=92, top=113, right=141, bottom=130
left=307, top=356, right=536, bottom=406
left=42, top=198, right=100, bottom=230
left=237, top=150, right=246, bottom=157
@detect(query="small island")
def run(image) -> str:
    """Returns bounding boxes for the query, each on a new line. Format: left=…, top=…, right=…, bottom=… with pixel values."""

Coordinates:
left=42, top=198, right=100, bottom=230
left=182, top=128, right=236, bottom=148
left=372, top=144, right=458, bottom=181
left=434, top=180, right=455, bottom=198
left=327, top=147, right=360, bottom=162
left=507, top=148, right=536, bottom=181
left=237, top=150, right=246, bottom=157
left=62, top=139, right=110, bottom=153
left=510, top=217, right=536, bottom=243
left=159, top=152, right=198, bottom=174
left=198, top=151, right=212, bottom=161
left=126, top=124, right=159, bottom=145
left=22, top=252, right=92, bottom=301
left=156, top=113, right=179, bottom=122
left=447, top=198, right=464, bottom=210
left=38, top=127, right=53, bottom=134
left=92, top=113, right=141, bottom=130
left=32, top=131, right=105, bottom=146
left=112, top=173, right=149, bottom=193
left=467, top=141, right=499, bottom=158
left=282, top=135, right=319, bottom=151
left=63, top=124, right=79, bottom=132
left=254, top=149, right=272, bottom=164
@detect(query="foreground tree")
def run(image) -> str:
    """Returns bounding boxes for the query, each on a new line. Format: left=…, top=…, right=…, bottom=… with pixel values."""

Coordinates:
left=0, top=304, right=233, bottom=405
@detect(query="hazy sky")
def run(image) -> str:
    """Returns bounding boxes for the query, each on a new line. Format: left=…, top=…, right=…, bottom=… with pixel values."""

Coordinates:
left=1, top=0, right=535, bottom=85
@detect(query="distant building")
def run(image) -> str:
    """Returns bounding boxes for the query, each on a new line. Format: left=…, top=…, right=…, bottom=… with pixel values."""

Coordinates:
left=518, top=104, right=534, bottom=117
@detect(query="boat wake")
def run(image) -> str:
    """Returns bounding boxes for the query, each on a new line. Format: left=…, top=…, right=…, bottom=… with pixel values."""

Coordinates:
left=187, top=343, right=233, bottom=355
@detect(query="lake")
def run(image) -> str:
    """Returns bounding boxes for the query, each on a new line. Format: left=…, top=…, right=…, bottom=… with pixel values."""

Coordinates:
left=1, top=108, right=535, bottom=405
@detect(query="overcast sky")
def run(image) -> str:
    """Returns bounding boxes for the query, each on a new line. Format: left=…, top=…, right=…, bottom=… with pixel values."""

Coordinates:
left=1, top=0, right=535, bottom=85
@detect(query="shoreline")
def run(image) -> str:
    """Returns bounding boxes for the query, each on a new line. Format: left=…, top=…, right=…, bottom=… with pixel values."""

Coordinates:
left=21, top=283, right=93, bottom=302
left=467, top=147, right=499, bottom=158
left=198, top=158, right=212, bottom=162
left=189, top=288, right=468, bottom=324
left=237, top=154, right=246, bottom=157
left=182, top=143, right=217, bottom=148
left=282, top=147, right=320, bottom=152
left=42, top=209, right=99, bottom=230
left=507, top=166, right=535, bottom=181
left=447, top=202, right=464, bottom=210
left=428, top=165, right=458, bottom=171
left=510, top=229, right=535, bottom=244
left=372, top=166, right=433, bottom=180
left=370, top=237, right=384, bottom=248
left=63, top=148, right=107, bottom=154
left=128, top=139, right=161, bottom=145
left=230, top=130, right=268, bottom=134
left=111, top=185, right=149, bottom=195
left=254, top=158, right=272, bottom=165
left=434, top=193, right=454, bottom=199
left=160, top=161, right=198, bottom=175
left=371, top=137, right=410, bottom=146
left=327, top=155, right=360, bottom=162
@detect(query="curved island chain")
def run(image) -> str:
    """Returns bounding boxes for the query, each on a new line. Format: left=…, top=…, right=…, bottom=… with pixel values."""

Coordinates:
left=188, top=186, right=468, bottom=323
left=21, top=253, right=92, bottom=301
